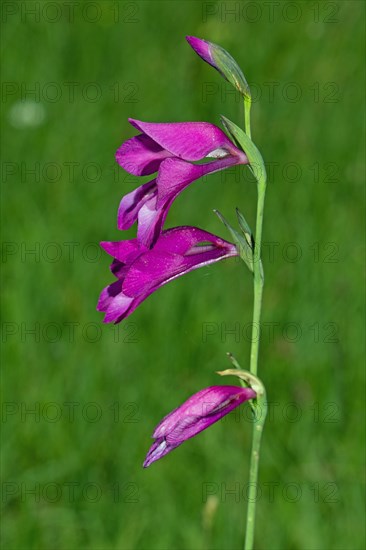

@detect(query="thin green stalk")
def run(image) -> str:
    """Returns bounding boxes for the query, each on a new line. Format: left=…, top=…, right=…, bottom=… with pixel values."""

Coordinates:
left=249, top=178, right=266, bottom=377
left=244, top=396, right=267, bottom=550
left=244, top=176, right=267, bottom=550
left=244, top=97, right=252, bottom=139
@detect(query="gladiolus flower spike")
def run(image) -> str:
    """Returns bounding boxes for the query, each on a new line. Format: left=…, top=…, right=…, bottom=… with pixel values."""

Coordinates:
left=144, top=385, right=256, bottom=467
left=97, top=34, right=270, bottom=550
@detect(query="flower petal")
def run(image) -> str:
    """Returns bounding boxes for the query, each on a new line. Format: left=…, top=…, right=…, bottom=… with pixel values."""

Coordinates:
left=102, top=293, right=135, bottom=323
left=129, top=119, right=241, bottom=161
left=153, top=226, right=234, bottom=256
left=100, top=239, right=142, bottom=263
left=97, top=279, right=143, bottom=324
left=153, top=386, right=255, bottom=439
left=136, top=195, right=163, bottom=248
left=117, top=179, right=157, bottom=230
left=143, top=438, right=172, bottom=468
left=134, top=158, right=237, bottom=248
left=116, top=133, right=173, bottom=176
left=131, top=155, right=248, bottom=248
left=186, top=36, right=214, bottom=66
left=97, top=228, right=237, bottom=323
left=156, top=155, right=245, bottom=208
left=122, top=227, right=237, bottom=298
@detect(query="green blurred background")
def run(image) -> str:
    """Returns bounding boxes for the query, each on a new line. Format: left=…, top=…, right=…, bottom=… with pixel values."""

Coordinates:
left=1, top=1, right=365, bottom=549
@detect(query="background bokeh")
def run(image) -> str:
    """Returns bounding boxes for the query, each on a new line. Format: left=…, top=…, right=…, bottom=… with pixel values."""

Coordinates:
left=1, top=1, right=365, bottom=549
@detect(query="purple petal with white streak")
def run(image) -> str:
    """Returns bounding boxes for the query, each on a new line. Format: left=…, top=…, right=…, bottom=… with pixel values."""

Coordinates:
left=117, top=179, right=157, bottom=230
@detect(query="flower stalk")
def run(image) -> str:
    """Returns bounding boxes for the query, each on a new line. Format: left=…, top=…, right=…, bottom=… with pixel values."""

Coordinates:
left=244, top=96, right=252, bottom=140
left=246, top=131, right=267, bottom=548
left=217, top=366, right=267, bottom=549
left=249, top=176, right=266, bottom=377
left=244, top=391, right=267, bottom=550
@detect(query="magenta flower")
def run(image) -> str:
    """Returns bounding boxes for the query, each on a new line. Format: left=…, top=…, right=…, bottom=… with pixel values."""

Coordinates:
left=97, top=226, right=238, bottom=323
left=116, top=119, right=248, bottom=247
left=143, top=385, right=256, bottom=467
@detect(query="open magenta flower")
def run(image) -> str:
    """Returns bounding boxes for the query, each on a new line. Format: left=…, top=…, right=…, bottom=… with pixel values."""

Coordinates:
left=116, top=119, right=248, bottom=247
left=143, top=385, right=256, bottom=467
left=97, top=226, right=238, bottom=323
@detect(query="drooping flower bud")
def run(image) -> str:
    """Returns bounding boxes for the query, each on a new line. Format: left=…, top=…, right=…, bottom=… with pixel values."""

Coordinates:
left=144, top=385, right=256, bottom=467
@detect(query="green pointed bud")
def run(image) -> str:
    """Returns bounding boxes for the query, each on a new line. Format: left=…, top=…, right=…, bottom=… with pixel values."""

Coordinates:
left=186, top=36, right=251, bottom=100
left=221, top=116, right=267, bottom=185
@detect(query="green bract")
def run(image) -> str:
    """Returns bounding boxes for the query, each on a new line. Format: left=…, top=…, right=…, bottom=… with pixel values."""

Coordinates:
left=221, top=116, right=267, bottom=185
left=214, top=209, right=254, bottom=273
left=211, top=43, right=251, bottom=100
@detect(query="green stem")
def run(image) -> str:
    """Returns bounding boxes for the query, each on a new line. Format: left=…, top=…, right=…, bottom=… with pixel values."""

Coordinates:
left=244, top=395, right=267, bottom=550
left=244, top=97, right=252, bottom=139
left=245, top=177, right=267, bottom=550
left=249, top=178, right=266, bottom=376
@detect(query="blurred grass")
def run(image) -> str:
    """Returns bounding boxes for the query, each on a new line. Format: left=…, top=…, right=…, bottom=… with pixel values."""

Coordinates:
left=1, top=1, right=365, bottom=549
